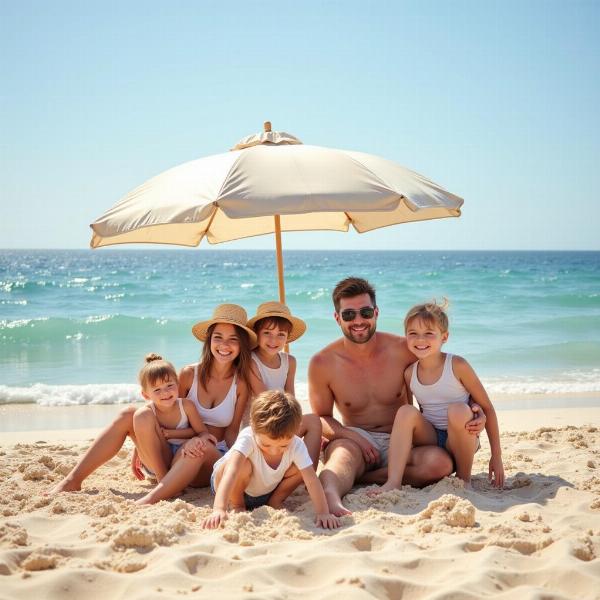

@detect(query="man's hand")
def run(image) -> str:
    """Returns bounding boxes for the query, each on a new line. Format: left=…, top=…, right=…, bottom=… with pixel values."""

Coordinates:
left=465, top=402, right=486, bottom=435
left=130, top=448, right=144, bottom=480
left=346, top=430, right=380, bottom=466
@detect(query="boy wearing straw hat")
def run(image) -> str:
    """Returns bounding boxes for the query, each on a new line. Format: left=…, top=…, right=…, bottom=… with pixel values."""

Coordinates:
left=247, top=301, right=322, bottom=508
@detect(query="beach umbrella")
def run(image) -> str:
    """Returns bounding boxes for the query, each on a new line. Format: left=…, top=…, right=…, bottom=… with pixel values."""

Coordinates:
left=90, top=122, right=463, bottom=303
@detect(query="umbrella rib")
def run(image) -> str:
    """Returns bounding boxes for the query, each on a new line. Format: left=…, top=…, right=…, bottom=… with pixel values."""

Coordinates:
left=215, top=150, right=245, bottom=202
left=202, top=207, right=219, bottom=240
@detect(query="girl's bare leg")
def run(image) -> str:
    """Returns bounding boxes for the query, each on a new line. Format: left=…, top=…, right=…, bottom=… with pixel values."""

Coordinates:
left=49, top=406, right=137, bottom=494
left=136, top=449, right=206, bottom=505
left=446, top=403, right=479, bottom=484
left=188, top=444, right=223, bottom=487
left=132, top=408, right=172, bottom=481
left=268, top=464, right=302, bottom=508
left=298, top=413, right=322, bottom=469
left=377, top=405, right=437, bottom=492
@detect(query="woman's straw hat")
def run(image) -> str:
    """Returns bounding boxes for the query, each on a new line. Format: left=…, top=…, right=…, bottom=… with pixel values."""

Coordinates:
left=247, top=301, right=307, bottom=343
left=192, top=304, right=258, bottom=348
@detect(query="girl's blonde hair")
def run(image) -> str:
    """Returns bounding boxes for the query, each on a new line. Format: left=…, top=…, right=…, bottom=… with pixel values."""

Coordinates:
left=139, top=353, right=178, bottom=390
left=404, top=299, right=450, bottom=333
left=250, top=390, right=302, bottom=439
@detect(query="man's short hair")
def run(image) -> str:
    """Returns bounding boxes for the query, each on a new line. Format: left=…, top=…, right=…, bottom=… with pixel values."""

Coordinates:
left=332, top=277, right=377, bottom=312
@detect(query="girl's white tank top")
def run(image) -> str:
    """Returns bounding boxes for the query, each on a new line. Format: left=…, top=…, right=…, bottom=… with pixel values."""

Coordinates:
left=409, top=353, right=470, bottom=430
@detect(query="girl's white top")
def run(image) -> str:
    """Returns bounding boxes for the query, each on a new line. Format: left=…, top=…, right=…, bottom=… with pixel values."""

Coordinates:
left=149, top=398, right=189, bottom=445
left=251, top=351, right=289, bottom=390
left=186, top=363, right=237, bottom=428
left=409, top=353, right=470, bottom=430
left=214, top=426, right=312, bottom=497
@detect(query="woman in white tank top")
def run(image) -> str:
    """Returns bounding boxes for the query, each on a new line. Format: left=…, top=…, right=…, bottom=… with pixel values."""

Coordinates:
left=50, top=304, right=257, bottom=497
left=180, top=304, right=257, bottom=453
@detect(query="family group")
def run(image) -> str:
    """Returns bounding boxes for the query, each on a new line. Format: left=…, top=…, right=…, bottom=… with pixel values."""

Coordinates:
left=50, top=277, right=503, bottom=529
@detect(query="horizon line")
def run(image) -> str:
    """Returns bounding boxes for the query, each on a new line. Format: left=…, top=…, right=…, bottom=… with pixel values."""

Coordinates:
left=1, top=248, right=599, bottom=253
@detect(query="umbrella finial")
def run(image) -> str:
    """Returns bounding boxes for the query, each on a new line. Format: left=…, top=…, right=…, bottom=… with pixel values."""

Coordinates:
left=264, top=121, right=272, bottom=133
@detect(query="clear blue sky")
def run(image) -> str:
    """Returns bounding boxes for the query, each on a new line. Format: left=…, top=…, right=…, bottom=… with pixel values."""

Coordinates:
left=1, top=1, right=599, bottom=250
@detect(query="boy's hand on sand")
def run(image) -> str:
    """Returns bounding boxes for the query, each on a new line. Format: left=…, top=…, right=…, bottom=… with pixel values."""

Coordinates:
left=182, top=437, right=207, bottom=458
left=489, top=456, right=505, bottom=489
left=466, top=403, right=486, bottom=435
left=130, top=449, right=144, bottom=480
left=315, top=513, right=342, bottom=529
left=202, top=509, right=227, bottom=529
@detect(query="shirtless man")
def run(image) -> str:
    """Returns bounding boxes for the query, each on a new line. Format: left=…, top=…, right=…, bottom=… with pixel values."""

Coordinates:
left=309, top=277, right=485, bottom=516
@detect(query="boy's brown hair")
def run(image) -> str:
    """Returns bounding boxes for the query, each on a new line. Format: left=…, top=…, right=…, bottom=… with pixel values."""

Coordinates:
left=332, top=277, right=376, bottom=312
left=250, top=390, right=302, bottom=439
left=139, top=353, right=178, bottom=389
left=404, top=299, right=450, bottom=333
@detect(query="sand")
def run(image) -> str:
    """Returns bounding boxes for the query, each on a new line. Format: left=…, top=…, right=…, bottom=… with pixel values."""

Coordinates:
left=1, top=408, right=599, bottom=599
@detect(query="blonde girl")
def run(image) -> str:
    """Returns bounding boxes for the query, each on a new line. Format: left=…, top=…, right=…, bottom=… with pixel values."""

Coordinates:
left=133, top=353, right=216, bottom=505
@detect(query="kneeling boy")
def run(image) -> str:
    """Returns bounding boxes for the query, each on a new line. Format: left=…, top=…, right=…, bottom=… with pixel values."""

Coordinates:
left=203, top=390, right=341, bottom=530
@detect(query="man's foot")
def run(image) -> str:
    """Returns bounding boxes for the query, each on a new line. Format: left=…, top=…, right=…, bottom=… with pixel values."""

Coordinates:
left=324, top=489, right=352, bottom=516
left=47, top=478, right=81, bottom=495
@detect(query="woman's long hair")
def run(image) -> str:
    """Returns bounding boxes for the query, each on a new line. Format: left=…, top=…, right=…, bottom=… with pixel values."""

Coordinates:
left=198, top=323, right=253, bottom=393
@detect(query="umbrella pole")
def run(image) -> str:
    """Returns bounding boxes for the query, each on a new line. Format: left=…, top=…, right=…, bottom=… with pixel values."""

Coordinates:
left=274, top=215, right=290, bottom=353
left=274, top=215, right=285, bottom=304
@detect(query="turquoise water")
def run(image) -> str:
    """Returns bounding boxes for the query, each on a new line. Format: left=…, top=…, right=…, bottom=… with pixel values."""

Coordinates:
left=1, top=249, right=599, bottom=405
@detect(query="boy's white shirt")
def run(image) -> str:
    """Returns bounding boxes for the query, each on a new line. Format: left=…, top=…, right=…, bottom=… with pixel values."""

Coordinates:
left=216, top=426, right=312, bottom=497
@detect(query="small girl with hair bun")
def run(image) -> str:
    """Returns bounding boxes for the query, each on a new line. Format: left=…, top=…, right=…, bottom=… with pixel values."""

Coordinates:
left=134, top=353, right=217, bottom=505
left=374, top=300, right=504, bottom=493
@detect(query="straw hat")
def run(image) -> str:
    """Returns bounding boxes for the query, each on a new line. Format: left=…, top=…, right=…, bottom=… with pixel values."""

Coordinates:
left=247, top=301, right=307, bottom=343
left=192, top=304, right=258, bottom=348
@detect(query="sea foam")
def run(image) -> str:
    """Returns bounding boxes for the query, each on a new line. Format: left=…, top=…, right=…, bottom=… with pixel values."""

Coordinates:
left=0, top=383, right=140, bottom=406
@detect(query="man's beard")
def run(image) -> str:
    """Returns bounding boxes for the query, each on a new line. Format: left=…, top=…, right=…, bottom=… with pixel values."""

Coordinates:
left=341, top=323, right=376, bottom=344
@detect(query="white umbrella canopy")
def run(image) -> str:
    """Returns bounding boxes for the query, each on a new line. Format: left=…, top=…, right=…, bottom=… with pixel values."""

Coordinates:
left=90, top=122, right=463, bottom=302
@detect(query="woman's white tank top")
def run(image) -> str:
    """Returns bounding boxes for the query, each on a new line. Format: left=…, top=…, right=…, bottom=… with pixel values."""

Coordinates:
left=186, top=363, right=237, bottom=427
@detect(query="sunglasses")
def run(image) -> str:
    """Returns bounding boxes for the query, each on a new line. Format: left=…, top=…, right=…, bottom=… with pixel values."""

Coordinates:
left=339, top=306, right=376, bottom=322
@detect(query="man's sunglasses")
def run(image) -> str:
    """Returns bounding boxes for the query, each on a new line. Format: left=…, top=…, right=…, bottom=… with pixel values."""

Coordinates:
left=339, top=307, right=376, bottom=322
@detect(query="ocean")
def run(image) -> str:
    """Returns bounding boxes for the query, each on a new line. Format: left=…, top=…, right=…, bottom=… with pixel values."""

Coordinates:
left=1, top=249, right=599, bottom=412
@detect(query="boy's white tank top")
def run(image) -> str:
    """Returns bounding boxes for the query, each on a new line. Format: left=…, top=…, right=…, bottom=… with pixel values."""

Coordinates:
left=410, top=353, right=470, bottom=430
left=251, top=351, right=289, bottom=390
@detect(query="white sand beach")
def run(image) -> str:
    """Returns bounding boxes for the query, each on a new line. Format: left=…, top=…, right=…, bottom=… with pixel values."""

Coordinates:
left=1, top=405, right=600, bottom=600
